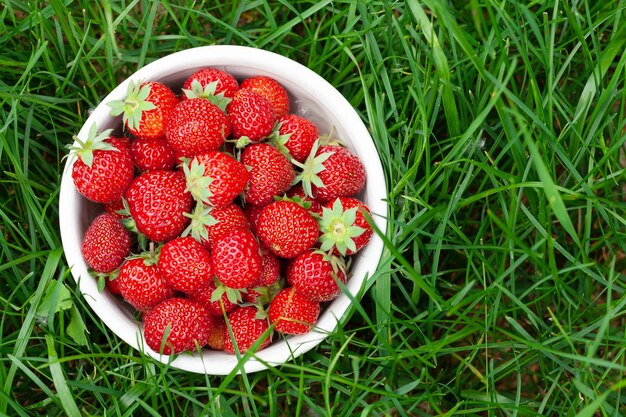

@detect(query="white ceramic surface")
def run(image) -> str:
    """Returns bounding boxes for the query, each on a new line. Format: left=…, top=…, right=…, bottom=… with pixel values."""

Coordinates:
left=59, top=45, right=388, bottom=374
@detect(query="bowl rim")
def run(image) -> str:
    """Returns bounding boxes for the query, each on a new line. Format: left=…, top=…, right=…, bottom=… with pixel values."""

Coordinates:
left=59, top=45, right=388, bottom=375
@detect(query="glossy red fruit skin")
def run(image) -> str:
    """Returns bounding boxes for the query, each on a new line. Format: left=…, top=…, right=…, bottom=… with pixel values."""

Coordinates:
left=202, top=204, right=250, bottom=249
left=241, top=143, right=295, bottom=207
left=269, top=287, right=320, bottom=335
left=105, top=275, right=122, bottom=295
left=131, top=136, right=177, bottom=171
left=256, top=201, right=319, bottom=259
left=72, top=137, right=134, bottom=203
left=188, top=151, right=250, bottom=208
left=187, top=279, right=238, bottom=317
left=276, top=114, right=318, bottom=163
left=313, top=145, right=366, bottom=202
left=244, top=204, right=264, bottom=235
left=227, top=89, right=275, bottom=141
left=130, top=81, right=179, bottom=139
left=125, top=170, right=193, bottom=242
left=182, top=68, right=239, bottom=99
left=207, top=316, right=226, bottom=350
left=143, top=297, right=212, bottom=355
left=102, top=198, right=128, bottom=220
left=286, top=184, right=323, bottom=216
left=324, top=197, right=373, bottom=256
left=158, top=237, right=213, bottom=293
left=240, top=76, right=290, bottom=118
left=211, top=227, right=262, bottom=289
left=82, top=213, right=131, bottom=273
left=287, top=250, right=347, bottom=303
left=165, top=98, right=231, bottom=157
left=117, top=258, right=175, bottom=311
left=223, top=306, right=270, bottom=354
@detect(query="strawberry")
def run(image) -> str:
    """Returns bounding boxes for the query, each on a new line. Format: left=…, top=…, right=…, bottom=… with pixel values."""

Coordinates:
left=223, top=306, right=271, bottom=354
left=294, top=141, right=365, bottom=202
left=240, top=76, right=290, bottom=118
left=182, top=68, right=239, bottom=110
left=117, top=254, right=175, bottom=311
left=271, top=114, right=318, bottom=163
left=103, top=198, right=129, bottom=220
left=226, top=88, right=275, bottom=144
left=184, top=203, right=249, bottom=249
left=158, top=236, right=213, bottom=293
left=187, top=277, right=239, bottom=317
left=243, top=204, right=264, bottom=235
left=286, top=184, right=323, bottom=217
left=107, top=80, right=178, bottom=139
left=207, top=316, right=226, bottom=350
left=287, top=249, right=347, bottom=303
left=125, top=170, right=193, bottom=242
left=211, top=227, right=262, bottom=289
left=319, top=197, right=373, bottom=256
left=245, top=246, right=281, bottom=304
left=69, top=124, right=134, bottom=203
left=143, top=297, right=212, bottom=354
left=105, top=274, right=122, bottom=295
left=241, top=143, right=295, bottom=207
left=269, top=287, right=320, bottom=335
left=256, top=200, right=318, bottom=259
left=182, top=151, right=250, bottom=208
left=131, top=136, right=177, bottom=171
left=165, top=98, right=231, bottom=158
left=82, top=213, right=131, bottom=273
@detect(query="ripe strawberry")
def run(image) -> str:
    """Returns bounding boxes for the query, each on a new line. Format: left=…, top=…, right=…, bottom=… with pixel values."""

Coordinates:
left=256, top=200, right=318, bottom=259
left=105, top=274, right=122, bottom=295
left=103, top=198, right=129, bottom=220
left=165, top=98, right=231, bottom=158
left=117, top=255, right=175, bottom=311
left=271, top=114, right=318, bottom=163
left=245, top=245, right=281, bottom=304
left=82, top=213, right=131, bottom=273
left=125, top=170, right=193, bottom=242
left=269, top=287, right=320, bottom=335
left=183, top=152, right=250, bottom=208
left=226, top=88, right=275, bottom=144
left=187, top=278, right=239, bottom=317
left=207, top=316, right=226, bottom=350
left=184, top=203, right=249, bottom=250
left=241, top=143, right=295, bottom=207
left=319, top=197, right=373, bottom=256
left=131, top=136, right=177, bottom=171
left=286, top=184, right=323, bottom=217
left=294, top=141, right=365, bottom=202
left=69, top=124, right=134, bottom=203
left=243, top=204, right=264, bottom=235
left=182, top=68, right=239, bottom=110
left=211, top=227, right=262, bottom=289
left=158, top=236, right=213, bottom=293
left=287, top=249, right=347, bottom=303
left=143, top=297, right=212, bottom=355
left=223, top=306, right=271, bottom=354
left=108, top=80, right=178, bottom=139
left=240, top=76, right=290, bottom=118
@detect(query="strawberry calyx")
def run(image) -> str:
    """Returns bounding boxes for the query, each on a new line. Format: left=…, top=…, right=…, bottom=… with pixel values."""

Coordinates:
left=95, top=268, right=120, bottom=293
left=65, top=123, right=117, bottom=167
left=183, top=157, right=214, bottom=205
left=117, top=198, right=148, bottom=251
left=273, top=194, right=312, bottom=211
left=211, top=277, right=245, bottom=306
left=107, top=80, right=157, bottom=132
left=317, top=198, right=366, bottom=256
left=182, top=79, right=231, bottom=111
left=182, top=203, right=218, bottom=244
left=248, top=278, right=283, bottom=306
left=292, top=139, right=332, bottom=198
left=267, top=121, right=291, bottom=156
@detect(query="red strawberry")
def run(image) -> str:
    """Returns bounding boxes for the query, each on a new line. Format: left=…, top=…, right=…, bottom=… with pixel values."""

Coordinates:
left=286, top=184, right=323, bottom=217
left=107, top=81, right=178, bottom=139
left=271, top=114, right=318, bottom=163
left=165, top=98, right=231, bottom=158
left=226, top=88, right=275, bottom=144
left=82, top=213, right=131, bottom=273
left=183, top=151, right=250, bottom=208
left=69, top=125, right=134, bottom=203
left=211, top=227, right=262, bottom=289
left=103, top=198, right=129, bottom=220
left=117, top=255, right=175, bottom=311
left=287, top=249, right=347, bottom=303
left=131, top=136, right=177, bottom=171
left=207, top=316, right=226, bottom=350
left=245, top=246, right=281, bottom=304
left=240, top=76, right=290, bottom=118
left=244, top=204, right=264, bottom=235
left=184, top=203, right=250, bottom=250
left=223, top=306, right=271, bottom=354
left=256, top=200, right=318, bottom=259
left=158, top=236, right=213, bottom=293
left=187, top=278, right=239, bottom=317
left=319, top=197, right=373, bottom=256
left=125, top=170, right=193, bottom=242
left=269, top=287, right=320, bottom=335
left=105, top=274, right=122, bottom=295
left=143, top=297, right=212, bottom=354
left=241, top=143, right=295, bottom=207
left=182, top=68, right=239, bottom=110
left=294, top=141, right=365, bottom=202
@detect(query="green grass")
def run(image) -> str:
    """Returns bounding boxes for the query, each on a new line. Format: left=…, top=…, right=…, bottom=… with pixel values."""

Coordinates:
left=2, top=0, right=626, bottom=415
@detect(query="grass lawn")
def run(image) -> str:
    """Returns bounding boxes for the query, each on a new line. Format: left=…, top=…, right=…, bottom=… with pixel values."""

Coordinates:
left=2, top=1, right=626, bottom=416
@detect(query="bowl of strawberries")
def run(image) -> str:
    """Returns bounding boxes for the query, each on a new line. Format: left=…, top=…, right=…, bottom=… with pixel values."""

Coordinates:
left=59, top=45, right=387, bottom=374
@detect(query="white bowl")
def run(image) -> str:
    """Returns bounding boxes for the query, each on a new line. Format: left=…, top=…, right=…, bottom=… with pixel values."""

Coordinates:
left=59, top=45, right=388, bottom=374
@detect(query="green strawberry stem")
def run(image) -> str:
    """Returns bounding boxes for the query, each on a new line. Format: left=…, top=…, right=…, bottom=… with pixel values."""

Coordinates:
left=292, top=139, right=332, bottom=198
left=182, top=203, right=218, bottom=244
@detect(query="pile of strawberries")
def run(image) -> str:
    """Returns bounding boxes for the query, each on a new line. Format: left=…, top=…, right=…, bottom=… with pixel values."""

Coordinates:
left=70, top=67, right=373, bottom=356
